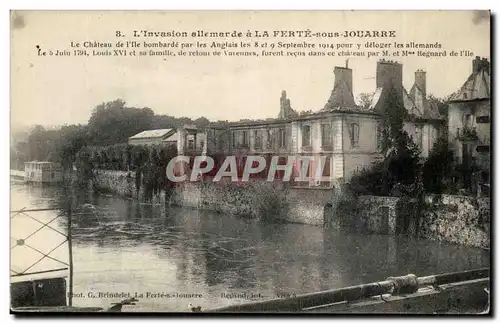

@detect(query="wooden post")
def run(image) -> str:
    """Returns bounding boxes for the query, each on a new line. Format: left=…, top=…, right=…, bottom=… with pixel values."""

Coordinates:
left=67, top=204, right=74, bottom=307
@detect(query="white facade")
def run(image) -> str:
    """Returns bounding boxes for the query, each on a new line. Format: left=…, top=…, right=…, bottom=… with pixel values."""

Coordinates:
left=24, top=162, right=63, bottom=183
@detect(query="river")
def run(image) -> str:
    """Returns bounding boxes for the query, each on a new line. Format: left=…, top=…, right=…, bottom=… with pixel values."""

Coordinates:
left=10, top=184, right=490, bottom=312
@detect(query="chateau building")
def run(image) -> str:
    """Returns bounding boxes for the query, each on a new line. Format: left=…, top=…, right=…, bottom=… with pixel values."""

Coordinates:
left=447, top=56, right=491, bottom=186
left=222, top=59, right=444, bottom=186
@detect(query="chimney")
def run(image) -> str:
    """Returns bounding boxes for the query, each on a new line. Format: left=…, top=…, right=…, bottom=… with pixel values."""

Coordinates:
left=472, top=56, right=481, bottom=73
left=323, top=66, right=356, bottom=109
left=334, top=66, right=353, bottom=94
left=376, top=59, right=403, bottom=89
left=414, top=69, right=426, bottom=96
left=481, top=57, right=490, bottom=74
left=279, top=90, right=287, bottom=119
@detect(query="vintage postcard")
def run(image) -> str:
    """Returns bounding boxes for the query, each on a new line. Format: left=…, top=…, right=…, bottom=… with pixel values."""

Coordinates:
left=10, top=10, right=491, bottom=314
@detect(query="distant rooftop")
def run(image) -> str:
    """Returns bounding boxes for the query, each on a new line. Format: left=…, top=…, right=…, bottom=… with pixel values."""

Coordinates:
left=163, top=132, right=179, bottom=142
left=129, top=129, right=173, bottom=139
left=448, top=69, right=490, bottom=102
left=449, top=56, right=490, bottom=102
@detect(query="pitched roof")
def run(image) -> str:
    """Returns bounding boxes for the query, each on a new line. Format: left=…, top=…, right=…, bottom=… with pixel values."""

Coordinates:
left=129, top=129, right=174, bottom=139
left=368, top=85, right=443, bottom=120
left=408, top=84, right=443, bottom=119
left=323, top=79, right=357, bottom=110
left=367, top=86, right=413, bottom=114
left=449, top=68, right=490, bottom=102
left=163, top=131, right=179, bottom=142
left=368, top=87, right=384, bottom=111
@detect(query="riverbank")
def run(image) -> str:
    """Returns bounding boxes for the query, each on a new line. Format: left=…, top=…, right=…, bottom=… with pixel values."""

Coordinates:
left=88, top=169, right=490, bottom=249
left=11, top=184, right=490, bottom=312
left=90, top=170, right=333, bottom=226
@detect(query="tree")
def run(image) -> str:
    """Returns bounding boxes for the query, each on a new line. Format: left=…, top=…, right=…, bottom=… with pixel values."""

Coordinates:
left=422, top=136, right=456, bottom=194
left=194, top=117, right=210, bottom=130
left=53, top=124, right=89, bottom=171
left=87, top=99, right=155, bottom=146
left=210, top=120, right=230, bottom=129
left=75, top=146, right=94, bottom=187
left=26, top=125, right=60, bottom=161
left=357, top=92, right=375, bottom=109
left=428, top=94, right=449, bottom=118
left=350, top=86, right=421, bottom=196
left=381, top=86, right=421, bottom=187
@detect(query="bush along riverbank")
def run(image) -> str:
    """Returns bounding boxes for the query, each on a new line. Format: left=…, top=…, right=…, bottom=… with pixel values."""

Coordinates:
left=71, top=144, right=178, bottom=205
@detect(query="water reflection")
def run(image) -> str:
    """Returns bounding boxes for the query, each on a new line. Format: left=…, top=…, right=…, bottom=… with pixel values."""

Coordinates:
left=10, top=184, right=490, bottom=312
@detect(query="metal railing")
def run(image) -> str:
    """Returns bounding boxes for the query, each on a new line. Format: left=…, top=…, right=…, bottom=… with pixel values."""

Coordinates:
left=11, top=207, right=75, bottom=306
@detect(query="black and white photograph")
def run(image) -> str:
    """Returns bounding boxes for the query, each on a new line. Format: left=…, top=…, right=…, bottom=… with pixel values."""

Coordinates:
left=9, top=10, right=491, bottom=315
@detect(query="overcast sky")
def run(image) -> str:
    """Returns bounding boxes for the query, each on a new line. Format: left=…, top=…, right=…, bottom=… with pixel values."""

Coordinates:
left=11, top=10, right=490, bottom=128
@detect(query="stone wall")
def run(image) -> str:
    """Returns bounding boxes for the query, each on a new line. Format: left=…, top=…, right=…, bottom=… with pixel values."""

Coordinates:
left=285, top=187, right=334, bottom=226
left=420, top=194, right=490, bottom=249
left=172, top=181, right=333, bottom=225
left=91, top=170, right=334, bottom=226
left=91, top=170, right=169, bottom=205
left=92, top=170, right=136, bottom=197
left=89, top=170, right=490, bottom=248
left=357, top=196, right=399, bottom=234
left=357, top=194, right=490, bottom=249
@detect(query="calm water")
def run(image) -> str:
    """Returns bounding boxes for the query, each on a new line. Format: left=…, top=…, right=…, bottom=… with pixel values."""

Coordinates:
left=10, top=184, right=489, bottom=312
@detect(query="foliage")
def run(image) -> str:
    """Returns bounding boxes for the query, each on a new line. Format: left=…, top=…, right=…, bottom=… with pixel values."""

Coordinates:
left=90, top=144, right=178, bottom=199
left=422, top=136, right=456, bottom=194
left=74, top=146, right=94, bottom=187
left=357, top=91, right=375, bottom=109
left=349, top=162, right=391, bottom=196
left=87, top=99, right=155, bottom=146
left=350, top=86, right=422, bottom=196
left=26, top=125, right=60, bottom=161
left=52, top=125, right=89, bottom=170
left=14, top=99, right=223, bottom=173
left=428, top=94, right=450, bottom=118
left=254, top=185, right=289, bottom=222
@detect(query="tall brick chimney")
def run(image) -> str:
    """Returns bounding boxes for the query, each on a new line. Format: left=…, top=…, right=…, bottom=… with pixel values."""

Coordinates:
left=472, top=56, right=490, bottom=74
left=323, top=65, right=356, bottom=109
left=414, top=69, right=426, bottom=96
left=481, top=57, right=490, bottom=74
left=472, top=56, right=482, bottom=73
left=279, top=90, right=287, bottom=119
left=376, top=59, right=403, bottom=89
left=334, top=66, right=353, bottom=94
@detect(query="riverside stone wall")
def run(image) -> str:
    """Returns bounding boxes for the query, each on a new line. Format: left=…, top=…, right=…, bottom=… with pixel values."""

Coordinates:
left=91, top=170, right=334, bottom=225
left=171, top=181, right=334, bottom=225
left=357, top=194, right=490, bottom=249
left=420, top=194, right=490, bottom=249
left=90, top=170, right=490, bottom=248
left=92, top=170, right=136, bottom=197
left=357, top=196, right=399, bottom=235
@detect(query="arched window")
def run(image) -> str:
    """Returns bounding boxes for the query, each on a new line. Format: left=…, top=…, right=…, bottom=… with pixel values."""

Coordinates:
left=350, top=123, right=359, bottom=147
